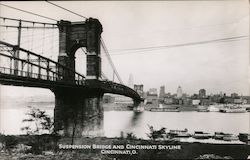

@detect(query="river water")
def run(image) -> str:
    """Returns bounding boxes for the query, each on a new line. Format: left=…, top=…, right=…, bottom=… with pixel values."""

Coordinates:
left=0, top=102, right=249, bottom=144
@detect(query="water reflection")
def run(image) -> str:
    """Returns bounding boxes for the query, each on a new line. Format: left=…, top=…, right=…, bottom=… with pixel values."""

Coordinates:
left=128, top=112, right=143, bottom=128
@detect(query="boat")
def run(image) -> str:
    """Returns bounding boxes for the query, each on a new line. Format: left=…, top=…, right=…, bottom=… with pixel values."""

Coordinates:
left=246, top=107, right=250, bottom=112
left=150, top=104, right=179, bottom=112
left=208, top=105, right=220, bottom=112
left=150, top=107, right=179, bottom=112
left=197, top=105, right=209, bottom=112
left=214, top=132, right=239, bottom=141
left=223, top=134, right=239, bottom=141
left=214, top=132, right=226, bottom=140
left=168, top=128, right=191, bottom=138
left=238, top=133, right=250, bottom=143
left=219, top=105, right=246, bottom=113
left=193, top=131, right=212, bottom=139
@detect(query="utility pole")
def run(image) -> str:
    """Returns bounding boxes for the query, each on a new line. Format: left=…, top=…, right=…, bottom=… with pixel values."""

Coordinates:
left=14, top=20, right=21, bottom=75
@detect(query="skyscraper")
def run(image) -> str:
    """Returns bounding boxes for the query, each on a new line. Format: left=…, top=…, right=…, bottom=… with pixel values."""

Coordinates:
left=159, top=86, right=165, bottom=100
left=128, top=74, right=134, bottom=88
left=177, top=86, right=183, bottom=98
left=149, top=88, right=158, bottom=95
left=199, top=89, right=206, bottom=98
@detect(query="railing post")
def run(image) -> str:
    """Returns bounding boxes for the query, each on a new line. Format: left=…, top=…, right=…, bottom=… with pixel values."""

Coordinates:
left=30, top=64, right=33, bottom=78
left=9, top=58, right=13, bottom=74
left=14, top=20, right=22, bottom=75
left=38, top=57, right=41, bottom=79
left=27, top=53, right=30, bottom=77
left=53, top=73, right=55, bottom=81
left=21, top=61, right=24, bottom=76
left=47, top=61, right=49, bottom=80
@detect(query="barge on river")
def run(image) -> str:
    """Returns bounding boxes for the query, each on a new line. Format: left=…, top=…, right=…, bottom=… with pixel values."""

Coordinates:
left=219, top=105, right=246, bottom=113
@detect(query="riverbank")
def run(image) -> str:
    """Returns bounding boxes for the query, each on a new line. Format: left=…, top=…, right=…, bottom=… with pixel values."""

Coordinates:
left=0, top=135, right=249, bottom=159
left=103, top=103, right=198, bottom=112
left=144, top=104, right=198, bottom=111
left=103, top=103, right=133, bottom=111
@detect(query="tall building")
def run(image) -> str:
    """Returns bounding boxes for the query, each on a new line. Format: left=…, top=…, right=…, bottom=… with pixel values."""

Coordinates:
left=199, top=89, right=206, bottom=98
left=149, top=88, right=157, bottom=95
left=146, top=88, right=158, bottom=105
left=128, top=74, right=134, bottom=88
left=231, top=93, right=239, bottom=98
left=146, top=93, right=158, bottom=105
left=159, top=86, right=165, bottom=101
left=177, top=86, right=183, bottom=98
left=134, top=84, right=144, bottom=97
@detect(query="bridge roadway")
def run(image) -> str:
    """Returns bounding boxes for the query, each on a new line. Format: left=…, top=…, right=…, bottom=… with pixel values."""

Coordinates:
left=0, top=71, right=142, bottom=102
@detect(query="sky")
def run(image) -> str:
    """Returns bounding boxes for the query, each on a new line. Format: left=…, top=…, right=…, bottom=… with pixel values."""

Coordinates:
left=0, top=0, right=249, bottom=97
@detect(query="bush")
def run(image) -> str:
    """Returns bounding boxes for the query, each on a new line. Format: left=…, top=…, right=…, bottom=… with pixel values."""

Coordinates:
left=4, top=136, right=18, bottom=151
left=25, top=134, right=61, bottom=154
left=126, top=132, right=137, bottom=140
left=21, top=106, right=54, bottom=135
left=147, top=125, right=166, bottom=140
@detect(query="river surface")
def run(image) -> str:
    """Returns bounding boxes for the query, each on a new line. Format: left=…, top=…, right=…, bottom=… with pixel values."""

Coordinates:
left=0, top=102, right=249, bottom=143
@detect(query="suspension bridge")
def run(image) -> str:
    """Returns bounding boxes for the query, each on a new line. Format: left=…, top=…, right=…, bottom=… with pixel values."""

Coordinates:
left=0, top=5, right=143, bottom=137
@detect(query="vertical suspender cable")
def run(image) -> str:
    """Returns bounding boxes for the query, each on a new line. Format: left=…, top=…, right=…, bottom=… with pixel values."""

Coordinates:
left=41, top=24, right=45, bottom=54
left=100, top=37, right=123, bottom=84
left=30, top=23, right=34, bottom=51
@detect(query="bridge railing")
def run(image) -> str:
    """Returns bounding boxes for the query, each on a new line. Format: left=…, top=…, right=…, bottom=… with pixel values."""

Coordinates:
left=0, top=52, right=63, bottom=81
left=0, top=66, right=59, bottom=81
left=0, top=41, right=86, bottom=85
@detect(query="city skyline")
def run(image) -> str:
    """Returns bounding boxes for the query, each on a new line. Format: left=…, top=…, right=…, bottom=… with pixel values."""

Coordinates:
left=0, top=1, right=249, bottom=98
left=141, top=85, right=246, bottom=97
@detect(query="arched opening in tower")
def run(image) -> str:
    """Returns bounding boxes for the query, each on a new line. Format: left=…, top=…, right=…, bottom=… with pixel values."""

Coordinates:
left=75, top=47, right=87, bottom=76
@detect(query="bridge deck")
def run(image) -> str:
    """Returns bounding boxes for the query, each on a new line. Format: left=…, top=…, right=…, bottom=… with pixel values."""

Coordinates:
left=0, top=71, right=142, bottom=101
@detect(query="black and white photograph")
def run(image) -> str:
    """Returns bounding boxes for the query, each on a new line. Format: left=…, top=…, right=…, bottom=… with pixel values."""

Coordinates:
left=0, top=0, right=249, bottom=159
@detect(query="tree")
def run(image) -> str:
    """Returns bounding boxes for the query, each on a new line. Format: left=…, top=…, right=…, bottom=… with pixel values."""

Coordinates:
left=21, top=107, right=57, bottom=154
left=21, top=106, right=54, bottom=135
left=146, top=125, right=166, bottom=140
left=126, top=132, right=137, bottom=140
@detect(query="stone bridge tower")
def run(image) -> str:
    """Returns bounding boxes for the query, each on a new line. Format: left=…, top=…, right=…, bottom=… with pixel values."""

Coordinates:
left=53, top=18, right=104, bottom=139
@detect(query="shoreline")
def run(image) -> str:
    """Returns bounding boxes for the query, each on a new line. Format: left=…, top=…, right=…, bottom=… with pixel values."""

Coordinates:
left=0, top=135, right=249, bottom=159
left=103, top=103, right=199, bottom=111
